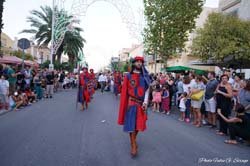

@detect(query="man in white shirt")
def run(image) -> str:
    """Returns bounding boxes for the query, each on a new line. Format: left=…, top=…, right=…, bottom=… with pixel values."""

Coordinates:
left=98, top=72, right=107, bottom=93
left=224, top=69, right=234, bottom=85
left=0, top=75, right=10, bottom=110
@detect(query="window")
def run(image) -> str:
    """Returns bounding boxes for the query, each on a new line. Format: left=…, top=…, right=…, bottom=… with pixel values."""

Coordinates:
left=2, top=39, right=7, bottom=47
left=229, top=9, right=238, bottom=16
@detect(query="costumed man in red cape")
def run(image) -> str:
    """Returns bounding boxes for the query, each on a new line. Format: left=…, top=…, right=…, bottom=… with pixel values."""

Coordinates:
left=113, top=71, right=122, bottom=98
left=78, top=67, right=91, bottom=111
left=117, top=56, right=150, bottom=157
left=89, top=69, right=96, bottom=98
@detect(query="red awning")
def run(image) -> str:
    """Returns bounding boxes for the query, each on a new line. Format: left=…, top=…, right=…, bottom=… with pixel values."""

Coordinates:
left=0, top=56, right=39, bottom=68
left=0, top=55, right=23, bottom=64
left=24, top=60, right=39, bottom=68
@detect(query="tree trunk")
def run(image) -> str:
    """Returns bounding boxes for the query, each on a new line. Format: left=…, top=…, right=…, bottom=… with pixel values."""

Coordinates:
left=68, top=54, right=75, bottom=66
left=0, top=0, right=5, bottom=58
left=56, top=53, right=62, bottom=63
left=56, top=45, right=64, bottom=63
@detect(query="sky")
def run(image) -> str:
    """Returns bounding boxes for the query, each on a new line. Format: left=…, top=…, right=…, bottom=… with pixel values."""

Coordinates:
left=2, top=0, right=219, bottom=71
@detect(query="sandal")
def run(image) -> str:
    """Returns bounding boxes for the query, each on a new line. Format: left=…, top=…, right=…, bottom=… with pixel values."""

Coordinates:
left=195, top=124, right=201, bottom=128
left=224, top=140, right=238, bottom=145
left=178, top=118, right=184, bottom=122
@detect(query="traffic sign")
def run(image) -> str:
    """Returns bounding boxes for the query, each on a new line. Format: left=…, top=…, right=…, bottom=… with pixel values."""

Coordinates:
left=18, top=38, right=30, bottom=50
left=49, top=64, right=54, bottom=71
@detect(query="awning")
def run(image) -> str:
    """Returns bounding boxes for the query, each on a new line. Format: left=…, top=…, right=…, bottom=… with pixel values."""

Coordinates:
left=0, top=55, right=23, bottom=64
left=166, top=66, right=206, bottom=75
left=24, top=60, right=39, bottom=68
left=189, top=60, right=217, bottom=66
left=0, top=56, right=39, bottom=67
left=190, top=56, right=250, bottom=69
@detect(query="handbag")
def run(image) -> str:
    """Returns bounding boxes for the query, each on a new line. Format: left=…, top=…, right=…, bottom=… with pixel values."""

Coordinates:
left=191, top=91, right=204, bottom=101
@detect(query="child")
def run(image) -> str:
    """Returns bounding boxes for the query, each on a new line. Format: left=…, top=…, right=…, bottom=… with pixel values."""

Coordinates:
left=185, top=87, right=192, bottom=123
left=41, top=77, right=46, bottom=98
left=161, top=85, right=170, bottom=115
left=25, top=87, right=37, bottom=103
left=11, top=92, right=23, bottom=111
left=179, top=92, right=187, bottom=121
left=152, top=84, right=161, bottom=112
left=8, top=94, right=16, bottom=110
left=231, top=89, right=239, bottom=116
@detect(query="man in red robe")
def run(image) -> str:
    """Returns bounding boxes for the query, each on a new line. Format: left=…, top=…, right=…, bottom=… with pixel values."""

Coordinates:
left=89, top=69, right=96, bottom=97
left=78, top=67, right=90, bottom=111
left=118, top=56, right=150, bottom=157
left=113, top=71, right=122, bottom=97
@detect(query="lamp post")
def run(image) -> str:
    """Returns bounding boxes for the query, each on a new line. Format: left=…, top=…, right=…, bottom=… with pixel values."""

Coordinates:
left=50, top=0, right=55, bottom=70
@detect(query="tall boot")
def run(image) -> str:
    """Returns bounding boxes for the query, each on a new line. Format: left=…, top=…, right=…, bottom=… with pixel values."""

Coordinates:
left=130, top=132, right=137, bottom=157
left=85, top=103, right=88, bottom=110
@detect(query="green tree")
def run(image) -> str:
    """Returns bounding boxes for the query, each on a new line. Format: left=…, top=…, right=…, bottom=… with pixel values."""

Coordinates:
left=109, top=60, right=119, bottom=72
left=0, top=0, right=5, bottom=57
left=192, top=13, right=250, bottom=62
left=143, top=0, right=203, bottom=64
left=63, top=30, right=86, bottom=67
left=21, top=5, right=85, bottom=63
left=11, top=50, right=34, bottom=61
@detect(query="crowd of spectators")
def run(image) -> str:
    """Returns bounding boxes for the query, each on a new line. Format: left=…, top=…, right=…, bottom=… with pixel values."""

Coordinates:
left=0, top=64, right=77, bottom=111
left=146, top=70, right=250, bottom=145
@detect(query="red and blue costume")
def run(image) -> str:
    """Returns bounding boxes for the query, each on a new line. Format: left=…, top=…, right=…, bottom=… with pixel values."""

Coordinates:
left=118, top=72, right=149, bottom=132
left=113, top=72, right=122, bottom=96
left=118, top=56, right=150, bottom=132
left=89, top=69, right=96, bottom=96
left=117, top=56, right=150, bottom=157
left=78, top=69, right=91, bottom=107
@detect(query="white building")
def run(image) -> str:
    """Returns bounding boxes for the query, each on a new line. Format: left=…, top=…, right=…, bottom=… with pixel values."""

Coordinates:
left=127, top=44, right=143, bottom=58
left=118, top=48, right=131, bottom=62
left=219, top=0, right=250, bottom=78
left=219, top=0, right=250, bottom=20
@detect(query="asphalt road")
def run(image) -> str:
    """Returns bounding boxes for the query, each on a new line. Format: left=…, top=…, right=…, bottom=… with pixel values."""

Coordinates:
left=0, top=90, right=249, bottom=166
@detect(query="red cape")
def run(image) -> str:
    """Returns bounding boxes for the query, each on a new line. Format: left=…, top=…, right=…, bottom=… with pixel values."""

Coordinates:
left=79, top=73, right=91, bottom=103
left=117, top=75, right=128, bottom=125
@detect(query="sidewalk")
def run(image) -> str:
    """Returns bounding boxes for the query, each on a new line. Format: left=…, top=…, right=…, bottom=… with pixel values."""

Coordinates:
left=0, top=109, right=13, bottom=116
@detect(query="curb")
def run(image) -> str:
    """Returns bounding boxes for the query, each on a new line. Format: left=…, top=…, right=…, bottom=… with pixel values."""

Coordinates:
left=0, top=109, right=13, bottom=116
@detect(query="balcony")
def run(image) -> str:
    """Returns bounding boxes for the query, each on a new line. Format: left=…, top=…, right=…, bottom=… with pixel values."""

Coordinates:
left=220, top=0, right=241, bottom=11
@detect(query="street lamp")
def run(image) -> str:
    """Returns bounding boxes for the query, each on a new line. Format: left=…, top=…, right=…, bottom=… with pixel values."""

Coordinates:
left=50, top=0, right=56, bottom=70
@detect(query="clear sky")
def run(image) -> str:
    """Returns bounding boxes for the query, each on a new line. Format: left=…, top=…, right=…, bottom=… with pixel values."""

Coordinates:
left=2, top=0, right=219, bottom=71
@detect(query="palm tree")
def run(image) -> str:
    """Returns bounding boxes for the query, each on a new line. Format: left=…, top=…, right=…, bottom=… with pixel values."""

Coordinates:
left=21, top=5, right=85, bottom=63
left=21, top=6, right=52, bottom=47
left=63, top=30, right=86, bottom=66
left=0, top=0, right=6, bottom=57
